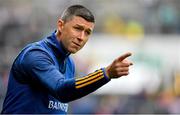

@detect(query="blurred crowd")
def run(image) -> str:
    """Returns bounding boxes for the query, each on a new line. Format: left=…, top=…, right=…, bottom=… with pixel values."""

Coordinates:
left=69, top=91, right=180, bottom=114
left=0, top=0, right=180, bottom=113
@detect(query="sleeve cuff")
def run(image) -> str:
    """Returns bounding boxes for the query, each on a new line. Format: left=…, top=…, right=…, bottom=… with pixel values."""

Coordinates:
left=101, top=68, right=111, bottom=81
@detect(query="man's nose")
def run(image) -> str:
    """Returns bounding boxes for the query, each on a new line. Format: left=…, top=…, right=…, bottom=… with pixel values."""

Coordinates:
left=77, top=31, right=85, bottom=41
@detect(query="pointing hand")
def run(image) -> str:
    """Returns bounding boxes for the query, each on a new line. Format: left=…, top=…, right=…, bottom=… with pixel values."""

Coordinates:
left=105, top=52, right=133, bottom=79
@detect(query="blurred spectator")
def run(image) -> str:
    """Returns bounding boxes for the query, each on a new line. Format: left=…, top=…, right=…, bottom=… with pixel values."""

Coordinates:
left=158, top=0, right=179, bottom=34
left=125, top=20, right=144, bottom=40
left=103, top=15, right=126, bottom=36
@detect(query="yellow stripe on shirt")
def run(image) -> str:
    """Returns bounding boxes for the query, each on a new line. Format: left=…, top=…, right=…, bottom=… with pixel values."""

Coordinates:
left=75, top=69, right=102, bottom=81
left=75, top=75, right=104, bottom=89
left=76, top=72, right=103, bottom=85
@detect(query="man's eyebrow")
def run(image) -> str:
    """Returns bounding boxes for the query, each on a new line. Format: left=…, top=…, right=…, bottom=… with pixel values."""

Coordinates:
left=76, top=24, right=93, bottom=32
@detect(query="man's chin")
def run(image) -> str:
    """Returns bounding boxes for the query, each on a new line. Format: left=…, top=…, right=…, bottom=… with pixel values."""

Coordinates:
left=68, top=47, right=82, bottom=54
left=69, top=49, right=79, bottom=54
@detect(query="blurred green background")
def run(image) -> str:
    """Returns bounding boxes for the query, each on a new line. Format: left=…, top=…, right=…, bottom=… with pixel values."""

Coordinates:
left=0, top=0, right=180, bottom=114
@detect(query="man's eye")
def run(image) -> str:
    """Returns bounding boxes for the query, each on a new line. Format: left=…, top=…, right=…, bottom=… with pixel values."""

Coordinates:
left=74, top=27, right=81, bottom=31
left=85, top=31, right=91, bottom=35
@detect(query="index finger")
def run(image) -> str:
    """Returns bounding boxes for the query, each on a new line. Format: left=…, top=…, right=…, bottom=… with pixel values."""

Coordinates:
left=118, top=52, right=132, bottom=61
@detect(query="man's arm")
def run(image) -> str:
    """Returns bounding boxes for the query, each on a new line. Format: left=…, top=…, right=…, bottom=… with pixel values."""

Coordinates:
left=21, top=49, right=132, bottom=103
left=21, top=49, right=110, bottom=103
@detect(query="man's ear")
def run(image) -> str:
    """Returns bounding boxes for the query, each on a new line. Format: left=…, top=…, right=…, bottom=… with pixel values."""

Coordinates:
left=57, top=19, right=64, bottom=32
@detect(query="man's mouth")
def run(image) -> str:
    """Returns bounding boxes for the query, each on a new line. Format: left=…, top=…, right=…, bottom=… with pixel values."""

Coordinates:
left=72, top=42, right=81, bottom=47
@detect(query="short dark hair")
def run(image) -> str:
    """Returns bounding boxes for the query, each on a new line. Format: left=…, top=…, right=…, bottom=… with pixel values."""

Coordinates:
left=61, top=5, right=95, bottom=23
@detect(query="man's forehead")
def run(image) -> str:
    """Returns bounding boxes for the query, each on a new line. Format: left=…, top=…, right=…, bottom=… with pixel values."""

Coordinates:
left=69, top=16, right=94, bottom=30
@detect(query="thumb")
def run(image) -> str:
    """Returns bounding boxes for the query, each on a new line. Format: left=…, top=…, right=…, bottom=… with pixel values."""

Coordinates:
left=118, top=52, right=132, bottom=61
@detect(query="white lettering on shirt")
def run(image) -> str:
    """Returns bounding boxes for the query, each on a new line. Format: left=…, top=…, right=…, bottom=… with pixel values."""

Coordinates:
left=48, top=100, right=68, bottom=112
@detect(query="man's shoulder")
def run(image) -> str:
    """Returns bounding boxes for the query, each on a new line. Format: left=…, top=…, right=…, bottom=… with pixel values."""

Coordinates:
left=14, top=40, right=51, bottom=63
left=21, top=40, right=48, bottom=55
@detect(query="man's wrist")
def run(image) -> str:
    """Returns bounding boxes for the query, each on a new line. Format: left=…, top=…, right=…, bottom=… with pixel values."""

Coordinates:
left=104, top=67, right=111, bottom=79
left=101, top=68, right=111, bottom=80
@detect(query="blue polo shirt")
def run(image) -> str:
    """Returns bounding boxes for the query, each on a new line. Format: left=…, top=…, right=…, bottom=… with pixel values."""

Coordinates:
left=1, top=32, right=110, bottom=114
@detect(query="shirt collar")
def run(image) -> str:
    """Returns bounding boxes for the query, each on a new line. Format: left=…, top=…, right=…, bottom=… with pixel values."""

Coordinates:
left=45, top=31, right=70, bottom=58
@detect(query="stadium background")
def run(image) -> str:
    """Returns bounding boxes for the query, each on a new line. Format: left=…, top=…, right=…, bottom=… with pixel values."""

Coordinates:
left=0, top=0, right=180, bottom=114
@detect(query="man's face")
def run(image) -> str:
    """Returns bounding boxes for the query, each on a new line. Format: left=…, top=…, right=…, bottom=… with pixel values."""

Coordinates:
left=57, top=16, right=94, bottom=54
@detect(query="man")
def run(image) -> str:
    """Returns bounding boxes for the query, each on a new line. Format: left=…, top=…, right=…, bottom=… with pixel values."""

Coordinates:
left=1, top=5, right=133, bottom=114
